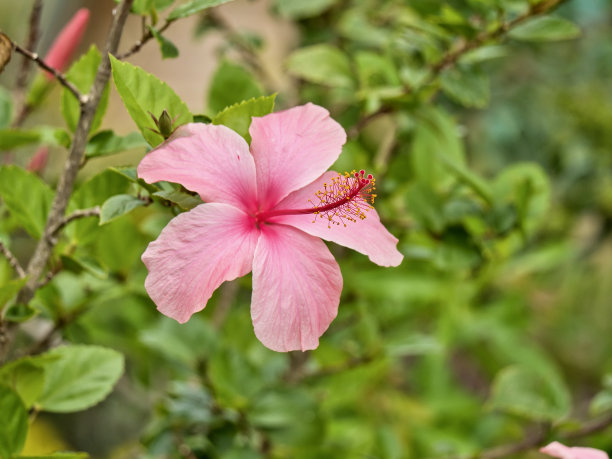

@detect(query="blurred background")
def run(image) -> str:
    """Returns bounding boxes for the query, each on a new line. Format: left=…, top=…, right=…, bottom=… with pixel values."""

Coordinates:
left=1, top=0, right=612, bottom=457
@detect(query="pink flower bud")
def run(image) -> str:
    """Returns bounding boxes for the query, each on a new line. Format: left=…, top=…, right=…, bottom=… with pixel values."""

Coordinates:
left=43, top=8, right=90, bottom=79
left=27, top=147, right=49, bottom=174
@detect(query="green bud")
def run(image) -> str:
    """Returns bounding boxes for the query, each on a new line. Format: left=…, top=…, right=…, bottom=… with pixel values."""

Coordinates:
left=158, top=110, right=174, bottom=139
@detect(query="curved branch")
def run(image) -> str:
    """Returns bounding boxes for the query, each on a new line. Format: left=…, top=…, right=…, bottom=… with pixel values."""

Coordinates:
left=14, top=0, right=134, bottom=309
left=9, top=39, right=85, bottom=103
left=117, top=17, right=175, bottom=59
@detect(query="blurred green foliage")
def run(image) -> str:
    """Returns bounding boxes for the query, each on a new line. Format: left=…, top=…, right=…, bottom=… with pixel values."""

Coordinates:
left=1, top=0, right=612, bottom=458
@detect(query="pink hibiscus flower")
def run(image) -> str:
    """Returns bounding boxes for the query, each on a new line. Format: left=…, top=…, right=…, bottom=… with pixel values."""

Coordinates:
left=137, top=103, right=403, bottom=352
left=540, top=441, right=609, bottom=459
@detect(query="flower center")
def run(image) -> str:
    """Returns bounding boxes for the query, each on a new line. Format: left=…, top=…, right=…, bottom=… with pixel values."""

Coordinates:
left=257, top=170, right=377, bottom=228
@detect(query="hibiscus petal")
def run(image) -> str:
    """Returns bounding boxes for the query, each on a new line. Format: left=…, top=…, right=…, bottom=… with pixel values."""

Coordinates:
left=540, top=442, right=610, bottom=459
left=249, top=103, right=346, bottom=209
left=138, top=123, right=257, bottom=211
left=251, top=224, right=342, bottom=352
left=142, top=203, right=259, bottom=323
left=272, top=171, right=403, bottom=267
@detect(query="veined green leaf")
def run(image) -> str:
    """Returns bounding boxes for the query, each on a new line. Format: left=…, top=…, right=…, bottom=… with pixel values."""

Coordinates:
left=100, top=194, right=148, bottom=225
left=212, top=94, right=276, bottom=142
left=509, top=16, right=581, bottom=42
left=208, top=60, right=262, bottom=114
left=286, top=44, right=354, bottom=88
left=36, top=345, right=124, bottom=413
left=168, top=0, right=235, bottom=20
left=110, top=55, right=192, bottom=147
left=0, top=166, right=53, bottom=239
left=0, top=385, right=28, bottom=458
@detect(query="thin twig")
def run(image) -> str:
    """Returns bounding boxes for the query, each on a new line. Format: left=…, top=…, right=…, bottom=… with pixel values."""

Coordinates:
left=50, top=206, right=100, bottom=237
left=208, top=10, right=276, bottom=91
left=349, top=0, right=570, bottom=137
left=10, top=41, right=85, bottom=103
left=471, top=412, right=612, bottom=459
left=430, top=0, right=569, bottom=76
left=561, top=412, right=612, bottom=440
left=0, top=240, right=25, bottom=278
left=13, top=0, right=43, bottom=123
left=477, top=425, right=549, bottom=459
left=117, top=17, right=175, bottom=59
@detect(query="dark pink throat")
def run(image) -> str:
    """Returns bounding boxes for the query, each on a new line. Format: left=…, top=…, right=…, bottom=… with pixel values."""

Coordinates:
left=255, top=170, right=376, bottom=228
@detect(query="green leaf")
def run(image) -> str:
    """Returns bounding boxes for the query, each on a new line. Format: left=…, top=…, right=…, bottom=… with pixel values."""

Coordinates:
left=488, top=365, right=571, bottom=422
left=4, top=303, right=37, bottom=323
left=274, top=0, right=338, bottom=19
left=509, top=16, right=581, bottom=42
left=286, top=44, right=354, bottom=88
left=440, top=66, right=490, bottom=108
left=212, top=94, right=276, bottom=142
left=0, top=385, right=28, bottom=458
left=59, top=255, right=108, bottom=279
left=109, top=55, right=192, bottom=147
left=0, top=166, right=53, bottom=239
left=36, top=345, right=124, bottom=413
left=85, top=130, right=147, bottom=159
left=493, top=163, right=550, bottom=235
left=148, top=26, right=179, bottom=59
left=355, top=51, right=400, bottom=89
left=108, top=166, right=159, bottom=193
left=0, top=86, right=12, bottom=128
left=168, top=0, right=236, bottom=20
left=16, top=453, right=89, bottom=459
left=405, top=183, right=445, bottom=233
left=61, top=46, right=109, bottom=133
left=0, top=277, right=27, bottom=310
left=0, top=129, right=40, bottom=149
left=131, top=0, right=153, bottom=14
left=0, top=357, right=47, bottom=408
left=99, top=194, right=147, bottom=225
left=153, top=189, right=203, bottom=210
left=67, top=169, right=131, bottom=244
left=208, top=348, right=263, bottom=408
left=590, top=389, right=612, bottom=416
left=460, top=45, right=508, bottom=64
left=208, top=60, right=263, bottom=114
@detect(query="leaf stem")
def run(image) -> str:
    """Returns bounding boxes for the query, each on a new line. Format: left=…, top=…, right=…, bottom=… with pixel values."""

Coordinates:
left=49, top=206, right=101, bottom=237
left=117, top=17, right=175, bottom=59
left=9, top=39, right=85, bottom=103
left=0, top=240, right=25, bottom=278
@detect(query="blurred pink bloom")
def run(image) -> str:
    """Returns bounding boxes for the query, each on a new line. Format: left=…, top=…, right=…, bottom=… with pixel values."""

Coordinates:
left=43, top=8, right=90, bottom=79
left=540, top=441, right=609, bottom=459
left=138, top=103, right=403, bottom=351
left=26, top=146, right=48, bottom=174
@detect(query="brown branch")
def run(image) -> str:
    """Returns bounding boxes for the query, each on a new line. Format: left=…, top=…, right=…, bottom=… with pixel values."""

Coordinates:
left=0, top=1, right=138, bottom=363
left=50, top=206, right=100, bottom=237
left=430, top=0, right=570, bottom=76
left=10, top=41, right=84, bottom=103
left=477, top=425, right=549, bottom=459
left=116, top=17, right=175, bottom=59
left=349, top=0, right=570, bottom=138
left=561, top=412, right=612, bottom=441
left=0, top=240, right=25, bottom=278
left=13, top=0, right=42, bottom=117
left=471, top=412, right=612, bottom=459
